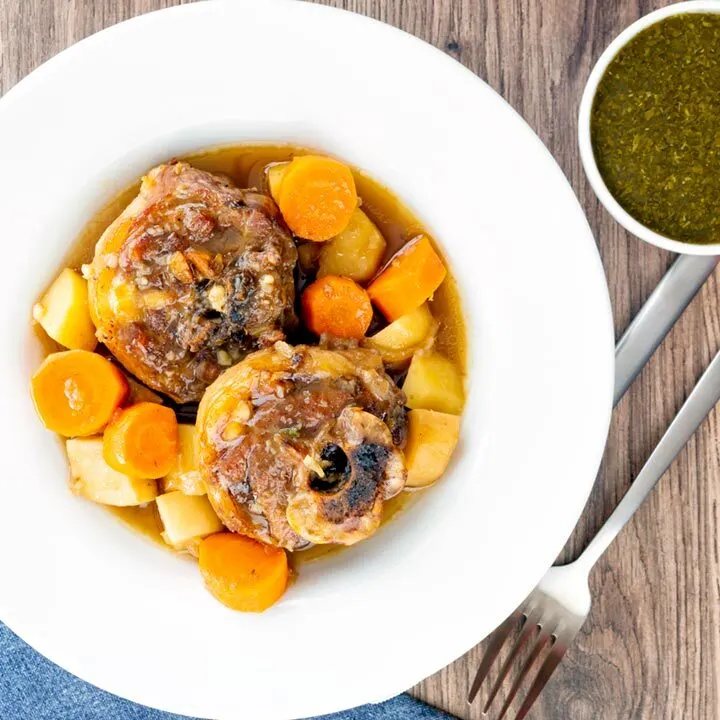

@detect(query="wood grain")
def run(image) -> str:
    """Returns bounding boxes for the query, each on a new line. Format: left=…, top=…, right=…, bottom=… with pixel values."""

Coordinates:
left=1, top=1, right=719, bottom=718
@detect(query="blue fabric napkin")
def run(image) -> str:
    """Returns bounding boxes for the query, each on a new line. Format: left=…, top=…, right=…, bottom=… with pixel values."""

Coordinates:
left=0, top=622, right=453, bottom=720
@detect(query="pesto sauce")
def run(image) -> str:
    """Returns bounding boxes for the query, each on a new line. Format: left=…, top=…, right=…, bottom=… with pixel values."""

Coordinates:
left=591, top=14, right=720, bottom=245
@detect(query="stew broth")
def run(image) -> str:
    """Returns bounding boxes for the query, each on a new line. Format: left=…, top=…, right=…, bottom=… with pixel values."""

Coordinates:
left=59, top=144, right=467, bottom=562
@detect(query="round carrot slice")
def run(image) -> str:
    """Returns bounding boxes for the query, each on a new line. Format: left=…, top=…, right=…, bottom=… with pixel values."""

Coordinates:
left=31, top=350, right=128, bottom=437
left=278, top=155, right=357, bottom=241
left=103, top=402, right=178, bottom=479
left=301, top=275, right=373, bottom=339
left=199, top=533, right=289, bottom=612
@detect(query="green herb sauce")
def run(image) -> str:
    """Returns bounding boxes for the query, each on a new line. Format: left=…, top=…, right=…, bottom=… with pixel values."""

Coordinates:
left=591, top=14, right=720, bottom=244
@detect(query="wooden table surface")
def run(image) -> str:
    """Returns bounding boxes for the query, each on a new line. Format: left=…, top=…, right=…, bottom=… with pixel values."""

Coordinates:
left=2, top=1, right=719, bottom=718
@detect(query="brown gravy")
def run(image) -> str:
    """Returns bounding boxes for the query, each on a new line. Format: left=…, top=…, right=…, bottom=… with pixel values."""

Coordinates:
left=63, top=144, right=467, bottom=563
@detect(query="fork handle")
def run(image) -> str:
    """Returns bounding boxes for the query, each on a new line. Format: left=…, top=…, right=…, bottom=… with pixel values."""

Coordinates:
left=613, top=255, right=718, bottom=406
left=576, top=346, right=720, bottom=573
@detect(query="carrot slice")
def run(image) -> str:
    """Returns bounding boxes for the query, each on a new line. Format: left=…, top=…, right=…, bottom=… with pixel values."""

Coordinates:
left=367, top=235, right=447, bottom=322
left=103, top=402, right=178, bottom=479
left=278, top=155, right=357, bottom=241
left=301, top=275, right=373, bottom=339
left=199, top=533, right=288, bottom=612
left=31, top=350, right=128, bottom=437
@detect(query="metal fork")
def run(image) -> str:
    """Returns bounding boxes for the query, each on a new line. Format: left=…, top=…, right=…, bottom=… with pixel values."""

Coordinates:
left=468, top=255, right=719, bottom=719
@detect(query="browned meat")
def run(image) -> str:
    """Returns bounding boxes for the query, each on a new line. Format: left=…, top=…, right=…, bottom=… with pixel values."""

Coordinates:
left=86, top=162, right=297, bottom=403
left=196, top=343, right=408, bottom=550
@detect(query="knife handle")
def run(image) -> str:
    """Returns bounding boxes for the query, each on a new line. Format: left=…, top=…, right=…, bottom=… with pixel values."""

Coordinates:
left=614, top=255, right=717, bottom=407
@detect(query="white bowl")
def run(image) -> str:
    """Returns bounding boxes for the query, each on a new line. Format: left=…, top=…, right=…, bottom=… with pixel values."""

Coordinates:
left=0, top=1, right=614, bottom=718
left=578, top=0, right=720, bottom=256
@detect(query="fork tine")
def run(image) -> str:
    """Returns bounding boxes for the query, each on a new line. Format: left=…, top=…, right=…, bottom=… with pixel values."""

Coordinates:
left=481, top=605, right=543, bottom=713
left=467, top=611, right=522, bottom=703
left=495, top=627, right=554, bottom=720
left=514, top=638, right=568, bottom=720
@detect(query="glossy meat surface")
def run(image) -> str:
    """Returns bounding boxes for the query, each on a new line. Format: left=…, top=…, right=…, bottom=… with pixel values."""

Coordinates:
left=87, top=162, right=297, bottom=402
left=197, top=343, right=408, bottom=550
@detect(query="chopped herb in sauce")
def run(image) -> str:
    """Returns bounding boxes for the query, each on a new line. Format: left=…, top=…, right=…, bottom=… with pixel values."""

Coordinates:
left=591, top=14, right=720, bottom=244
left=278, top=425, right=302, bottom=438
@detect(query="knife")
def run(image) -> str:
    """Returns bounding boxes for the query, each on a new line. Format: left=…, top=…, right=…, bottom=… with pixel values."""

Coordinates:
left=614, top=254, right=717, bottom=406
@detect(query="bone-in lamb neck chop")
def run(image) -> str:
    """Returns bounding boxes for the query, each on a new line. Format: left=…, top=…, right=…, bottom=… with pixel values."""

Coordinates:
left=86, top=162, right=298, bottom=403
left=197, top=343, right=408, bottom=550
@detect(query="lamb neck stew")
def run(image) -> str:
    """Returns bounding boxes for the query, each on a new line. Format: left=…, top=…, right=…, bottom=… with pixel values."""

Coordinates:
left=30, top=145, right=466, bottom=612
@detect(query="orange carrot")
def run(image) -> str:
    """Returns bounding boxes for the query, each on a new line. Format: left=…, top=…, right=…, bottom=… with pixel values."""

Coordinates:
left=199, top=533, right=288, bottom=612
left=31, top=350, right=128, bottom=437
left=367, top=235, right=447, bottom=322
left=103, top=402, right=178, bottom=479
left=278, top=155, right=357, bottom=241
left=301, top=275, right=373, bottom=339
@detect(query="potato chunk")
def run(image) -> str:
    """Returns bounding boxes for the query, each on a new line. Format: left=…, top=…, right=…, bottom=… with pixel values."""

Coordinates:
left=66, top=437, right=157, bottom=506
left=369, top=304, right=435, bottom=349
left=365, top=304, right=437, bottom=365
left=162, top=534, right=202, bottom=557
left=156, top=491, right=224, bottom=546
left=318, top=209, right=387, bottom=283
left=160, top=424, right=205, bottom=495
left=33, top=268, right=97, bottom=351
left=403, top=352, right=464, bottom=414
left=266, top=161, right=289, bottom=202
left=405, top=409, right=461, bottom=487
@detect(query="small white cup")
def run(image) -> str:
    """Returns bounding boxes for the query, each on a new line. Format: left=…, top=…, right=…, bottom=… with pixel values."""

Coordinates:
left=578, top=0, right=720, bottom=255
